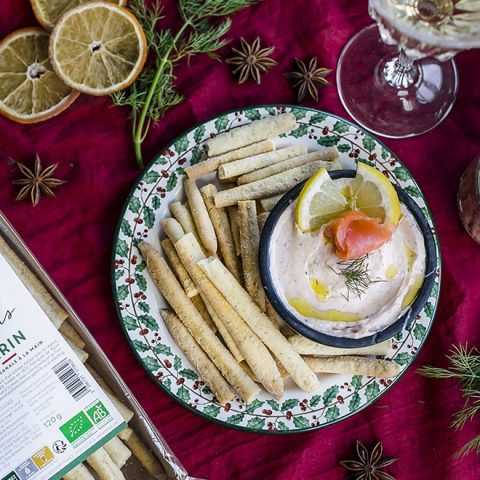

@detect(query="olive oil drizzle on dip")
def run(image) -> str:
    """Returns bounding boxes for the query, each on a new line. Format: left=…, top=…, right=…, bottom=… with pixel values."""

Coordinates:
left=269, top=199, right=426, bottom=339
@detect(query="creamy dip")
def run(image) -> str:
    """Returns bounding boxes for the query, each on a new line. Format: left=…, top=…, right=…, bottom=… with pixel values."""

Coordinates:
left=269, top=202, right=426, bottom=339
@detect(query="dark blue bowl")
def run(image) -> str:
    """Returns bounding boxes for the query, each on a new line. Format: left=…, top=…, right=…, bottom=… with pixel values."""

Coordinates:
left=259, top=169, right=438, bottom=348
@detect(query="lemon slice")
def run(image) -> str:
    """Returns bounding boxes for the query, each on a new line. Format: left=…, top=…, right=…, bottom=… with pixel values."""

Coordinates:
left=295, top=168, right=348, bottom=233
left=0, top=27, right=79, bottom=124
left=30, top=0, right=128, bottom=31
left=49, top=2, right=147, bottom=95
left=349, top=162, right=401, bottom=225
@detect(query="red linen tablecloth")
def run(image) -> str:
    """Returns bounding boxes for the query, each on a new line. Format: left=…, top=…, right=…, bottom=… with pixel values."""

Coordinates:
left=1, top=1, right=480, bottom=479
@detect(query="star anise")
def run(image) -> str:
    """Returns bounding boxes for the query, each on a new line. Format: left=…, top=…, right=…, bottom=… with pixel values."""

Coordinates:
left=12, top=155, right=65, bottom=207
left=285, top=57, right=331, bottom=102
left=340, top=441, right=397, bottom=480
left=226, top=37, right=277, bottom=85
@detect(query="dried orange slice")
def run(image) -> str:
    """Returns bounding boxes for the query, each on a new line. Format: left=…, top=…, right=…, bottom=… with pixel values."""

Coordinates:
left=30, top=0, right=128, bottom=31
left=49, top=2, right=147, bottom=96
left=0, top=27, right=79, bottom=124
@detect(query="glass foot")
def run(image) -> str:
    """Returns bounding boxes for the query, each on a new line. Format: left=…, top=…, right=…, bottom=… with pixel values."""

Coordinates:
left=336, top=24, right=458, bottom=139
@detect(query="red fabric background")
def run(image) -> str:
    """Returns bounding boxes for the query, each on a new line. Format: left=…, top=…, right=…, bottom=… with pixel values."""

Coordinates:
left=1, top=1, right=480, bottom=479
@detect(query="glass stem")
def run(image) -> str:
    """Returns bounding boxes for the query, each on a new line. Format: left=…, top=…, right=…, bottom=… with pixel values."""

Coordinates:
left=383, top=49, right=418, bottom=89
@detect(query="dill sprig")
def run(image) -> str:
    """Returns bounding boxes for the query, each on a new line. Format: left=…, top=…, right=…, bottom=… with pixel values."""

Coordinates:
left=111, top=0, right=255, bottom=169
left=418, top=345, right=480, bottom=457
left=329, top=254, right=384, bottom=300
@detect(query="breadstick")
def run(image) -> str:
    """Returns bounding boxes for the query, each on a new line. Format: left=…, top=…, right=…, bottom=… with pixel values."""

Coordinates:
left=227, top=206, right=241, bottom=256
left=160, top=218, right=185, bottom=244
left=138, top=242, right=259, bottom=403
left=63, top=463, right=95, bottom=480
left=162, top=310, right=235, bottom=404
left=185, top=140, right=275, bottom=178
left=104, top=436, right=132, bottom=468
left=205, top=112, right=296, bottom=157
left=86, top=447, right=125, bottom=480
left=169, top=201, right=200, bottom=243
left=161, top=239, right=198, bottom=297
left=198, top=257, right=320, bottom=392
left=238, top=148, right=338, bottom=185
left=200, top=184, right=242, bottom=283
left=59, top=321, right=86, bottom=349
left=289, top=335, right=392, bottom=357
left=303, top=356, right=401, bottom=378
left=184, top=179, right=217, bottom=255
left=214, top=161, right=327, bottom=208
left=106, top=391, right=134, bottom=423
left=257, top=212, right=270, bottom=233
left=191, top=294, right=216, bottom=332
left=265, top=301, right=279, bottom=327
left=85, top=365, right=115, bottom=395
left=175, top=234, right=283, bottom=398
left=259, top=195, right=283, bottom=212
left=119, top=429, right=167, bottom=480
left=66, top=338, right=89, bottom=363
left=238, top=201, right=266, bottom=312
left=218, top=144, right=307, bottom=181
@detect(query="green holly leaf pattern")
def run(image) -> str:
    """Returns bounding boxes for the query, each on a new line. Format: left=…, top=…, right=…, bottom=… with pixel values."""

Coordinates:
left=333, top=121, right=349, bottom=133
left=152, top=196, right=161, bottom=210
left=143, top=206, right=156, bottom=229
left=395, top=352, right=411, bottom=366
left=365, top=382, right=380, bottom=401
left=129, top=197, right=141, bottom=214
left=132, top=339, right=150, bottom=352
left=135, top=273, right=147, bottom=291
left=325, top=405, right=340, bottom=422
left=123, top=316, right=137, bottom=331
left=166, top=172, right=177, bottom=191
left=381, top=146, right=390, bottom=160
left=117, top=285, right=129, bottom=301
left=174, top=355, right=182, bottom=370
left=214, top=116, right=229, bottom=132
left=431, top=281, right=440, bottom=298
left=190, top=146, right=203, bottom=165
left=138, top=301, right=150, bottom=313
left=176, top=166, right=185, bottom=176
left=392, top=166, right=410, bottom=182
left=293, top=416, right=310, bottom=429
left=194, top=125, right=206, bottom=144
left=309, top=395, right=322, bottom=407
left=143, top=171, right=160, bottom=184
left=394, top=331, right=403, bottom=341
left=290, top=124, right=308, bottom=138
left=227, top=413, right=244, bottom=425
left=267, top=399, right=280, bottom=411
left=177, top=385, right=190, bottom=402
left=156, top=156, right=168, bottom=165
left=351, top=375, right=363, bottom=391
left=246, top=417, right=265, bottom=429
left=162, top=378, right=172, bottom=390
left=276, top=421, right=288, bottom=431
left=362, top=135, right=375, bottom=152
left=114, top=269, right=123, bottom=281
left=310, top=112, right=327, bottom=124
left=413, top=323, right=426, bottom=341
left=265, top=106, right=276, bottom=115
left=140, top=314, right=159, bottom=330
left=179, top=369, right=198, bottom=380
left=337, top=143, right=351, bottom=153
left=281, top=399, right=299, bottom=411
left=322, top=385, right=339, bottom=406
left=136, top=261, right=146, bottom=272
left=318, top=135, right=340, bottom=147
left=403, top=185, right=419, bottom=198
left=120, top=219, right=132, bottom=237
left=348, top=392, right=361, bottom=412
left=245, top=399, right=263, bottom=414
left=144, top=356, right=161, bottom=371
left=174, top=137, right=188, bottom=155
left=116, top=239, right=129, bottom=258
left=202, top=385, right=212, bottom=395
left=203, top=404, right=220, bottom=417
left=245, top=110, right=261, bottom=121
left=424, top=302, right=434, bottom=318
left=153, top=344, right=172, bottom=356
left=291, top=108, right=306, bottom=120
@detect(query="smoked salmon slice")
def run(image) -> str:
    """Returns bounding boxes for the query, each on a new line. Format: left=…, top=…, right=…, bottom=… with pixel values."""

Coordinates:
left=325, top=211, right=395, bottom=260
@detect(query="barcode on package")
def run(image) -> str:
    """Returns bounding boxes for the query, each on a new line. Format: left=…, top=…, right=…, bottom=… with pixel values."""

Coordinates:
left=53, top=359, right=90, bottom=401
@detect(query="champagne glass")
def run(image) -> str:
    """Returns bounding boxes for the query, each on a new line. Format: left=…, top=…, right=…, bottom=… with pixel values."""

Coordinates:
left=337, top=0, right=480, bottom=138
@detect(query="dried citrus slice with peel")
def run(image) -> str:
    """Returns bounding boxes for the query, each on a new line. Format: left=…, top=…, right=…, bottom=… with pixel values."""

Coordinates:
left=49, top=2, right=147, bottom=96
left=0, top=27, right=79, bottom=124
left=30, top=0, right=128, bottom=31
left=295, top=168, right=348, bottom=233
left=349, top=162, right=401, bottom=225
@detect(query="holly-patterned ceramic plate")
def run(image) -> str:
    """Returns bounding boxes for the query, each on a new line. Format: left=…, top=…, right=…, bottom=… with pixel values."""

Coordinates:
left=112, top=105, right=441, bottom=433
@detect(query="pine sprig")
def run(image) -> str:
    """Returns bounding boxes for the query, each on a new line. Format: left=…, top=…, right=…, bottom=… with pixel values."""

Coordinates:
left=112, top=0, right=256, bottom=169
left=418, top=345, right=480, bottom=457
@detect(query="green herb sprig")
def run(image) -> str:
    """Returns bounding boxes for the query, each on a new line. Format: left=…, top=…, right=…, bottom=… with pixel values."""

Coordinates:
left=112, top=0, right=255, bottom=169
left=329, top=254, right=384, bottom=301
left=418, top=345, right=480, bottom=457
